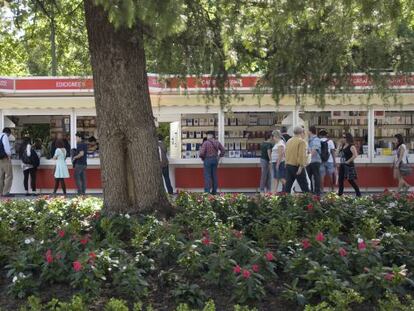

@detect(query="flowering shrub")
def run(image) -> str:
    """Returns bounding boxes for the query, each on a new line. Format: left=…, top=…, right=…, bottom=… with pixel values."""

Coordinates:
left=1, top=192, right=414, bottom=309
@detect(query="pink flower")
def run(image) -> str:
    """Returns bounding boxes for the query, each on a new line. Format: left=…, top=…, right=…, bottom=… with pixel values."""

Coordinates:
left=58, top=230, right=65, bottom=238
left=45, top=249, right=53, bottom=264
left=73, top=261, right=82, bottom=272
left=339, top=247, right=347, bottom=257
left=306, top=203, right=314, bottom=211
left=358, top=239, right=366, bottom=251
left=202, top=237, right=211, bottom=246
left=302, top=238, right=311, bottom=249
left=252, top=264, right=260, bottom=272
left=88, top=252, right=97, bottom=264
left=316, top=232, right=325, bottom=242
left=242, top=269, right=251, bottom=279
left=233, top=230, right=243, bottom=239
left=384, top=273, right=394, bottom=281
left=265, top=251, right=274, bottom=261
left=233, top=265, right=241, bottom=274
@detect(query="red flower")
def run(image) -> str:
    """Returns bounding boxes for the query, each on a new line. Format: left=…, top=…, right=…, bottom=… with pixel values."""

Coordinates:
left=233, top=230, right=243, bottom=239
left=306, top=203, right=314, bottom=211
left=339, top=247, right=347, bottom=257
left=233, top=265, right=241, bottom=274
left=358, top=239, right=366, bottom=251
left=58, top=230, right=65, bottom=238
left=89, top=252, right=97, bottom=260
left=252, top=264, right=260, bottom=272
left=242, top=269, right=251, bottom=279
left=384, top=273, right=394, bottom=281
left=312, top=195, right=320, bottom=202
left=265, top=251, right=274, bottom=261
left=202, top=237, right=211, bottom=246
left=73, top=261, right=82, bottom=272
left=302, top=238, right=311, bottom=249
left=316, top=232, right=325, bottom=242
left=45, top=249, right=53, bottom=264
left=80, top=237, right=89, bottom=245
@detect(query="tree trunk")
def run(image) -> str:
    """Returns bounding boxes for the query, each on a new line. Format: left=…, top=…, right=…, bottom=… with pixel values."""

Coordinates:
left=50, top=18, right=57, bottom=76
left=83, top=0, right=172, bottom=217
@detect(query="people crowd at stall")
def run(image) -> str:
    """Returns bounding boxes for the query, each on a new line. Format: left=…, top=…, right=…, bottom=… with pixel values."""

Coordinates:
left=0, top=124, right=411, bottom=197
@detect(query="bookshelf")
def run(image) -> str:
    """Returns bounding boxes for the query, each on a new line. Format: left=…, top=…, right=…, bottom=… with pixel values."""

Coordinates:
left=301, top=111, right=368, bottom=155
left=374, top=111, right=414, bottom=154
left=224, top=112, right=289, bottom=158
left=180, top=114, right=218, bottom=159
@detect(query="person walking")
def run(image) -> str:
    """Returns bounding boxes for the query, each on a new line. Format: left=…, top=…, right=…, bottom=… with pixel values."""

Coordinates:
left=271, top=130, right=286, bottom=193
left=284, top=126, right=310, bottom=193
left=0, top=128, right=13, bottom=197
left=20, top=137, right=40, bottom=196
left=337, top=133, right=361, bottom=197
left=199, top=131, right=225, bottom=195
left=72, top=133, right=88, bottom=195
left=307, top=126, right=322, bottom=195
left=53, top=139, right=70, bottom=195
left=393, top=134, right=412, bottom=192
left=259, top=132, right=273, bottom=193
left=158, top=134, right=174, bottom=195
left=281, top=126, right=291, bottom=142
left=319, top=130, right=337, bottom=193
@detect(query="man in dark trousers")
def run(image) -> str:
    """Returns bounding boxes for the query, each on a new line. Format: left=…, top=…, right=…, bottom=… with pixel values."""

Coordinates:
left=158, top=134, right=174, bottom=195
left=72, top=133, right=88, bottom=195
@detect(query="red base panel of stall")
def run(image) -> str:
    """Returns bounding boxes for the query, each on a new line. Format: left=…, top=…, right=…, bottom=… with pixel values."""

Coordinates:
left=175, top=166, right=414, bottom=189
left=37, top=169, right=102, bottom=189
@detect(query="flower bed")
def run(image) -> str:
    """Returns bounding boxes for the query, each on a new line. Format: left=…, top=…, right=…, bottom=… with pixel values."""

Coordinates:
left=1, top=192, right=414, bottom=310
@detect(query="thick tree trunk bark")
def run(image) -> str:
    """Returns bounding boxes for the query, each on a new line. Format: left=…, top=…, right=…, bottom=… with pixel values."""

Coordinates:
left=50, top=18, right=57, bottom=76
left=83, top=0, right=172, bottom=217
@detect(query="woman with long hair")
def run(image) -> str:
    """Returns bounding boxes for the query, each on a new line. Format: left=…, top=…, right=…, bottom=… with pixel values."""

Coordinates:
left=393, top=134, right=411, bottom=192
left=337, top=133, right=361, bottom=197
left=20, top=136, right=40, bottom=196
left=53, top=139, right=69, bottom=195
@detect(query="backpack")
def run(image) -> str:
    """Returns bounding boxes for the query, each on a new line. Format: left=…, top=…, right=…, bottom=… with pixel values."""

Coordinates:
left=21, top=149, right=33, bottom=165
left=0, top=134, right=8, bottom=159
left=320, top=140, right=330, bottom=162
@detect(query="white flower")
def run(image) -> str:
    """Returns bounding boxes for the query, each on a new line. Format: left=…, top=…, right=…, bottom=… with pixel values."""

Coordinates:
left=12, top=276, right=18, bottom=283
left=24, top=238, right=32, bottom=244
left=389, top=202, right=396, bottom=208
left=40, top=240, right=44, bottom=245
left=125, top=214, right=130, bottom=219
left=357, top=238, right=364, bottom=244
left=385, top=233, right=392, bottom=238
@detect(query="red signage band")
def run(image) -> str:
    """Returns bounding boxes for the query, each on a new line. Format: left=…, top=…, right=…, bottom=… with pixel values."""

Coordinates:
left=1, top=74, right=414, bottom=92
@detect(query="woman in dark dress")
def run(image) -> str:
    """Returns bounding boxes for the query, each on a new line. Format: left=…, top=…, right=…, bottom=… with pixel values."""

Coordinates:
left=337, top=133, right=361, bottom=197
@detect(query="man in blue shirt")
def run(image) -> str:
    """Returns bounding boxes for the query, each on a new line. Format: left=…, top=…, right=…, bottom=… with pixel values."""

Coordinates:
left=307, top=125, right=322, bottom=195
left=72, top=133, right=88, bottom=195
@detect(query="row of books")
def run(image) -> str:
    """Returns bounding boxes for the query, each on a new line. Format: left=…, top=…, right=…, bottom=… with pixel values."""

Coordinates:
left=182, top=118, right=217, bottom=127
left=224, top=130, right=273, bottom=139
left=182, top=131, right=219, bottom=139
left=181, top=150, right=261, bottom=159
left=375, top=115, right=414, bottom=125
left=310, top=115, right=368, bottom=126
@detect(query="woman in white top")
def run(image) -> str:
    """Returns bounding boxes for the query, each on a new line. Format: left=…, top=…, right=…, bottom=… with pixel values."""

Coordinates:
left=393, top=134, right=411, bottom=192
left=271, top=130, right=286, bottom=193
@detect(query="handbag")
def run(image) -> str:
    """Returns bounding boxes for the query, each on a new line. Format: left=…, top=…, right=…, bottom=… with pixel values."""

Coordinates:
left=398, top=147, right=412, bottom=176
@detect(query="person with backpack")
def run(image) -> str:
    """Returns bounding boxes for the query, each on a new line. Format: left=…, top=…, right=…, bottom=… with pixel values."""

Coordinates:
left=0, top=128, right=13, bottom=197
left=199, top=131, right=225, bottom=194
left=20, top=137, right=40, bottom=196
left=307, top=126, right=322, bottom=195
left=319, top=130, right=337, bottom=193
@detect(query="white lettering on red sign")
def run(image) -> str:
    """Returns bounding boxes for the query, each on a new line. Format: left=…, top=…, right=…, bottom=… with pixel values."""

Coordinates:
left=56, top=81, right=86, bottom=88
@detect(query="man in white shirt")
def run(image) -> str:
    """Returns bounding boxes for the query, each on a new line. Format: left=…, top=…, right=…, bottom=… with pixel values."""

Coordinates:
left=0, top=128, right=13, bottom=197
left=319, top=130, right=337, bottom=193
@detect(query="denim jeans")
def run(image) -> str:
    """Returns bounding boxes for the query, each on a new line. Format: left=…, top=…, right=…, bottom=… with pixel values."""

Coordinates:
left=307, top=162, right=321, bottom=195
left=260, top=159, right=271, bottom=192
left=162, top=166, right=174, bottom=194
left=74, top=164, right=87, bottom=194
left=203, top=157, right=219, bottom=194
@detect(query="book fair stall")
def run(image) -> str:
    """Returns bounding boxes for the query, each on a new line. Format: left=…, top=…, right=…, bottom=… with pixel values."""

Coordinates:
left=0, top=74, right=414, bottom=193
